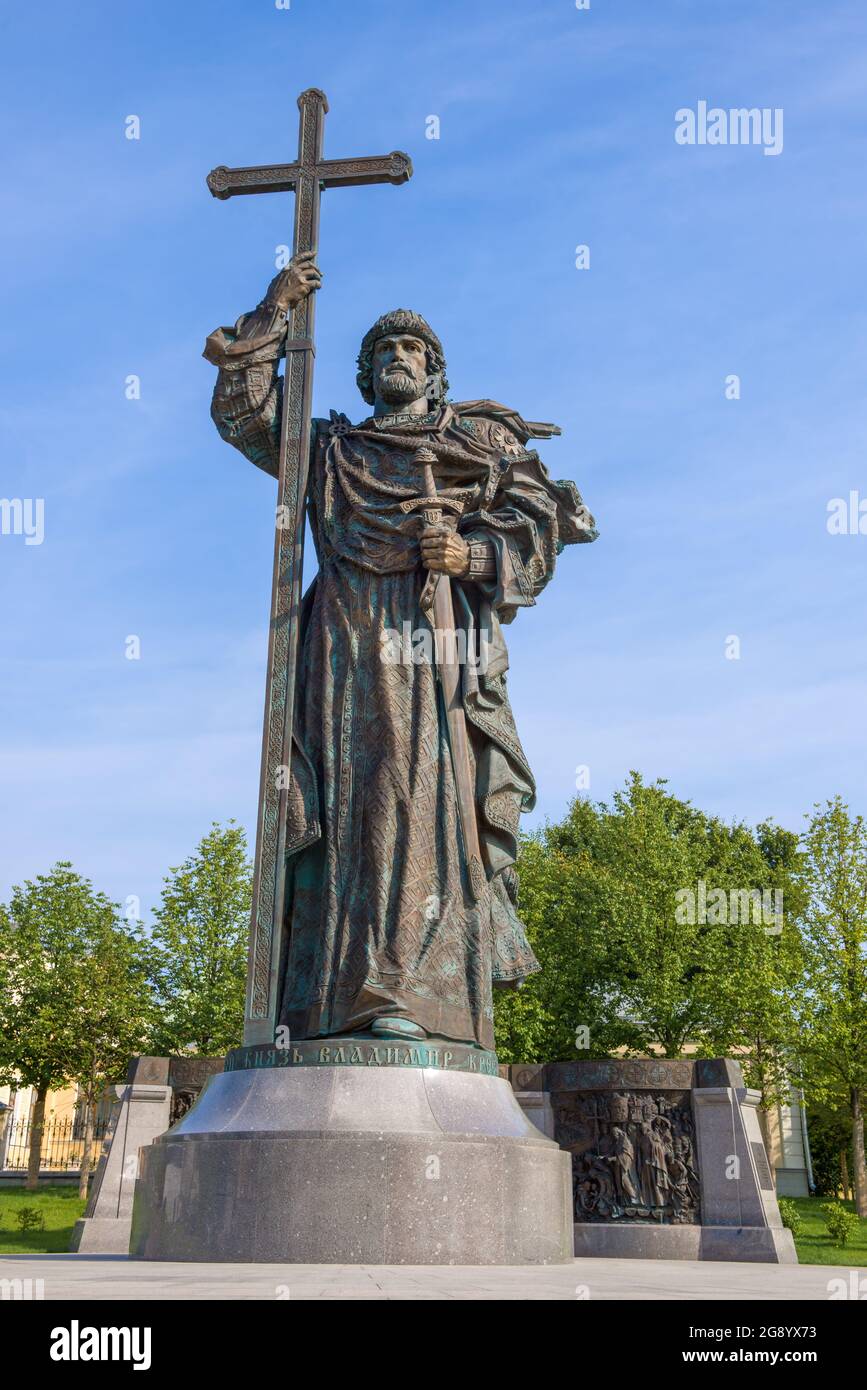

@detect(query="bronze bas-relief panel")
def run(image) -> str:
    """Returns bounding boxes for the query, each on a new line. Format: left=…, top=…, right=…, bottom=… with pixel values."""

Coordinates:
left=555, top=1089, right=701, bottom=1225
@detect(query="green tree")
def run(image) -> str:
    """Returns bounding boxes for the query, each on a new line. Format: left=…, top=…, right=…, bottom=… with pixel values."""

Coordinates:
left=793, top=798, right=867, bottom=1217
left=696, top=819, right=804, bottom=1104
left=68, top=910, right=152, bottom=1197
left=147, top=823, right=252, bottom=1055
left=807, top=1101, right=853, bottom=1198
left=495, top=775, right=802, bottom=1090
left=0, top=864, right=149, bottom=1191
left=494, top=815, right=613, bottom=1062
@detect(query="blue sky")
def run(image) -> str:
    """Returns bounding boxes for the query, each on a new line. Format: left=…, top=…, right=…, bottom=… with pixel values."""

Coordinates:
left=2, top=0, right=866, bottom=917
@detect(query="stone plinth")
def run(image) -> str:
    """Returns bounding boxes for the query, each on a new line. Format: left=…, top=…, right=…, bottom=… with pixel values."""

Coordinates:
left=505, top=1057, right=797, bottom=1264
left=513, top=1091, right=557, bottom=1140
left=130, top=1055, right=572, bottom=1265
left=71, top=1059, right=173, bottom=1255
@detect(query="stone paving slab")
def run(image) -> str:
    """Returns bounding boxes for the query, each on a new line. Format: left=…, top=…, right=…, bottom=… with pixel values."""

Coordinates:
left=0, top=1254, right=854, bottom=1300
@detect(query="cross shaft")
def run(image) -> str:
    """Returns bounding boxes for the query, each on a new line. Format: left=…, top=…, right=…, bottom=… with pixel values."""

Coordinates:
left=206, top=89, right=413, bottom=1046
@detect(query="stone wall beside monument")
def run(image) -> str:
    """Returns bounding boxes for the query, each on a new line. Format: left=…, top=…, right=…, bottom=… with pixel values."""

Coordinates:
left=507, top=1058, right=796, bottom=1263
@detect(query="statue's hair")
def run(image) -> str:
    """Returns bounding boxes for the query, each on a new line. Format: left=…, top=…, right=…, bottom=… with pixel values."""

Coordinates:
left=356, top=309, right=449, bottom=407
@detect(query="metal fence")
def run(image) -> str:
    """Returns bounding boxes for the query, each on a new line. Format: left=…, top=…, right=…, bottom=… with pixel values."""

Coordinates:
left=3, top=1114, right=110, bottom=1173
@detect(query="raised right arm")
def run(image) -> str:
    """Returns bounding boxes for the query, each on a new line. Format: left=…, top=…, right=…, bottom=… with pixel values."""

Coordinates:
left=203, top=253, right=321, bottom=478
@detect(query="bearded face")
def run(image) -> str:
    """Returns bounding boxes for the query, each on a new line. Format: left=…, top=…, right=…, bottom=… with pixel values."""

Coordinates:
left=371, top=333, right=429, bottom=407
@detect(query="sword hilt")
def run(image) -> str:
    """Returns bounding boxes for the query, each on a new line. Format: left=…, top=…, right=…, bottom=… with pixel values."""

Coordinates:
left=420, top=462, right=443, bottom=531
left=401, top=447, right=463, bottom=534
left=400, top=494, right=463, bottom=525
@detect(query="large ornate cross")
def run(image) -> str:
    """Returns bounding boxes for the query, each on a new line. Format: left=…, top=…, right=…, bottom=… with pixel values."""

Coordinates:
left=207, top=89, right=413, bottom=1046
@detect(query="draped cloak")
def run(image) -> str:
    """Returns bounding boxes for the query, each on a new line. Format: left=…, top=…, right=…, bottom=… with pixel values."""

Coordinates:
left=206, top=318, right=597, bottom=1050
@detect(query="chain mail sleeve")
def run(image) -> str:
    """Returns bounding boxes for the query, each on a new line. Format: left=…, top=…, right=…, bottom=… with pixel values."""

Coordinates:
left=203, top=285, right=288, bottom=479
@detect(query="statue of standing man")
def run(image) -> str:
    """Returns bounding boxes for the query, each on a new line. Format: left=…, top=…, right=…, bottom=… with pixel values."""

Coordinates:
left=204, top=255, right=597, bottom=1051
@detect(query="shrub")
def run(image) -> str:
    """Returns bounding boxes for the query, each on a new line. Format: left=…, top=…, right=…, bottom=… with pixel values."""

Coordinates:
left=14, top=1206, right=45, bottom=1232
left=777, top=1197, right=801, bottom=1237
left=820, top=1202, right=859, bottom=1248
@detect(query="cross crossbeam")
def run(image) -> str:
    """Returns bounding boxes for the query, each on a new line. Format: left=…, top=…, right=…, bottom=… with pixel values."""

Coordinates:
left=207, top=151, right=413, bottom=198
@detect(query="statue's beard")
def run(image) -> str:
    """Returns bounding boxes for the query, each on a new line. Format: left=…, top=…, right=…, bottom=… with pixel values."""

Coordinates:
left=377, top=368, right=424, bottom=405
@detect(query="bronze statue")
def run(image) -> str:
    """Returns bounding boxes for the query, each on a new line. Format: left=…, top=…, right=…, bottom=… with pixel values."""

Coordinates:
left=204, top=92, right=596, bottom=1052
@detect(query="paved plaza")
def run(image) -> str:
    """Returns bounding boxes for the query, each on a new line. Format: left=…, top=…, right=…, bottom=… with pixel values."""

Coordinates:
left=1, top=1254, right=855, bottom=1301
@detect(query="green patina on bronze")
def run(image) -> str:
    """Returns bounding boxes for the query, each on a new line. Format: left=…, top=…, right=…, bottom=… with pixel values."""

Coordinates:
left=225, top=1040, right=499, bottom=1076
left=205, top=90, right=598, bottom=1057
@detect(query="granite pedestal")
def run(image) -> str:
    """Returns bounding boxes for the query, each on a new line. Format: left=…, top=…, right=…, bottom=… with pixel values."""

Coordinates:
left=130, top=1043, right=573, bottom=1265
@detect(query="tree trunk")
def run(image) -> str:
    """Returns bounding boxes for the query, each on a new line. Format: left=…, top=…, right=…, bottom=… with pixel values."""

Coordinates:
left=851, top=1086, right=867, bottom=1217
left=24, top=1086, right=48, bottom=1192
left=77, top=1098, right=96, bottom=1201
left=840, top=1148, right=851, bottom=1201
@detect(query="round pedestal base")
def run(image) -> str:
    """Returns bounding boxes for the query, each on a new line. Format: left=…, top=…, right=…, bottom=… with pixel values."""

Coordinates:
left=130, top=1064, right=572, bottom=1265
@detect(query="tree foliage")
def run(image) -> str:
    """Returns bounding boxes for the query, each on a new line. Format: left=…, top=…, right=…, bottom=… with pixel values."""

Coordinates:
left=146, top=822, right=252, bottom=1056
left=792, top=797, right=867, bottom=1215
left=0, top=863, right=150, bottom=1188
left=495, top=774, right=803, bottom=1098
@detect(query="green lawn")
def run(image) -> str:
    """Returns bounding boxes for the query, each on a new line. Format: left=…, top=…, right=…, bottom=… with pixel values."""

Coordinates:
left=0, top=1184, right=864, bottom=1263
left=788, top=1196, right=867, bottom=1266
left=0, top=1184, right=86, bottom=1254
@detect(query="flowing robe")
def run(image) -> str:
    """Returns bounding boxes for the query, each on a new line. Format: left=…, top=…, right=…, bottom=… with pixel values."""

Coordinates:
left=205, top=308, right=597, bottom=1049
